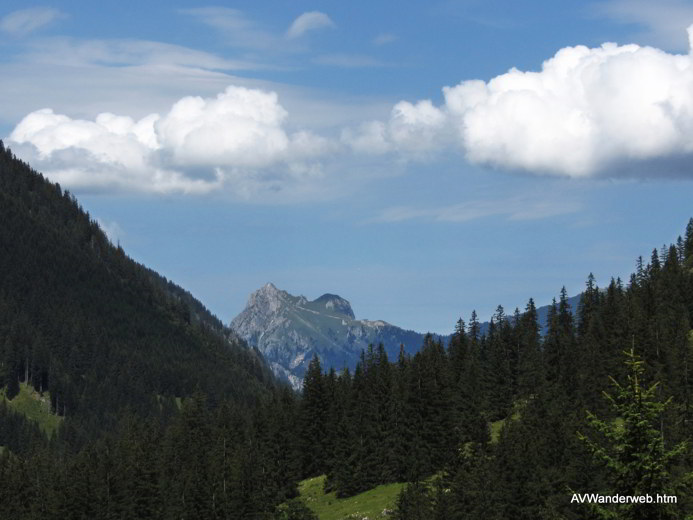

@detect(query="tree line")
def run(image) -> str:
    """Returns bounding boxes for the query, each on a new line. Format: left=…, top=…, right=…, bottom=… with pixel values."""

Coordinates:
left=296, top=220, right=693, bottom=519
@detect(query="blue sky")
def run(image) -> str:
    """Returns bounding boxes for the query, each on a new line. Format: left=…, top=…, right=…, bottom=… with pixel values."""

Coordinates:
left=2, top=1, right=693, bottom=334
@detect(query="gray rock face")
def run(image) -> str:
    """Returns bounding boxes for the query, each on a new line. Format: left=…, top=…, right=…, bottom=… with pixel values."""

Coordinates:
left=231, top=283, right=431, bottom=389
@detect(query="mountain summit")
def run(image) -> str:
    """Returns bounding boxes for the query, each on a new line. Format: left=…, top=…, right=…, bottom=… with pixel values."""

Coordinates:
left=231, top=284, right=431, bottom=388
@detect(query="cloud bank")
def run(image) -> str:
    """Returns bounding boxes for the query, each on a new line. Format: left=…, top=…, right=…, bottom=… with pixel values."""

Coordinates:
left=10, top=25, right=693, bottom=199
left=347, top=25, right=693, bottom=178
left=9, top=86, right=329, bottom=195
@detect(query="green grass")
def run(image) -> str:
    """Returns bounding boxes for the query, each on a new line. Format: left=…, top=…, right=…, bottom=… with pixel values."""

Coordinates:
left=490, top=401, right=527, bottom=443
left=1, top=383, right=62, bottom=437
left=490, top=413, right=520, bottom=444
left=490, top=418, right=506, bottom=444
left=298, top=475, right=405, bottom=520
left=156, top=394, right=184, bottom=411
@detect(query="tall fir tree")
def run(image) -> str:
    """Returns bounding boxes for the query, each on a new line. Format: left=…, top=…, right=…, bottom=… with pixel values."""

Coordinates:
left=300, top=355, right=327, bottom=478
left=578, top=349, right=690, bottom=520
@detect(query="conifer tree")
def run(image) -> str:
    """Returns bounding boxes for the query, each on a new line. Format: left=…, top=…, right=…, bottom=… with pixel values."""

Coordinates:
left=389, top=347, right=413, bottom=482
left=325, top=368, right=354, bottom=494
left=545, top=288, right=578, bottom=399
left=392, top=481, right=434, bottom=520
left=300, top=355, right=327, bottom=478
left=448, top=318, right=468, bottom=383
left=485, top=305, right=513, bottom=420
left=517, top=298, right=543, bottom=398
left=577, top=349, right=689, bottom=520
left=468, top=310, right=480, bottom=343
left=684, top=218, right=693, bottom=268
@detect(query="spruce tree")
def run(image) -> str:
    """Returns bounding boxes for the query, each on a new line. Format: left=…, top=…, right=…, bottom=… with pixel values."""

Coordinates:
left=684, top=218, right=693, bottom=268
left=517, top=298, right=543, bottom=398
left=300, top=355, right=327, bottom=478
left=577, top=349, right=689, bottom=520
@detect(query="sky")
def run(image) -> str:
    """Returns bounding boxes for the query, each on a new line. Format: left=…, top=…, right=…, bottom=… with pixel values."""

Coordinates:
left=2, top=1, right=693, bottom=334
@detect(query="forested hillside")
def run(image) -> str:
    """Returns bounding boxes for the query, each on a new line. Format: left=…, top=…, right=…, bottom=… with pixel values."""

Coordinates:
left=0, top=140, right=278, bottom=430
left=0, top=142, right=302, bottom=518
left=295, top=227, right=693, bottom=519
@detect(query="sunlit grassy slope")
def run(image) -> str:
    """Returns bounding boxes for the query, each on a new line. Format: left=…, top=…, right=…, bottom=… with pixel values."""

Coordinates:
left=299, top=475, right=404, bottom=520
left=1, top=383, right=62, bottom=436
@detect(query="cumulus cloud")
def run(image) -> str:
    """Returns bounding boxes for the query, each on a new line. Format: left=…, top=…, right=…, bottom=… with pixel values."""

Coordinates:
left=444, top=33, right=693, bottom=177
left=346, top=24, right=693, bottom=178
left=0, top=7, right=64, bottom=35
left=287, top=12, right=335, bottom=39
left=342, top=99, right=448, bottom=156
left=8, top=86, right=331, bottom=195
left=12, top=24, right=693, bottom=194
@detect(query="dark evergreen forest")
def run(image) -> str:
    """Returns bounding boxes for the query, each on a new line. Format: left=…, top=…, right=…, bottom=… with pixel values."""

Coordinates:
left=1, top=140, right=692, bottom=519
left=0, top=142, right=301, bottom=518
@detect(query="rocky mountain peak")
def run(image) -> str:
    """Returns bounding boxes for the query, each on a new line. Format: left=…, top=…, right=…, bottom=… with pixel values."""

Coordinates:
left=313, top=293, right=355, bottom=319
left=247, top=282, right=288, bottom=314
left=230, top=283, right=433, bottom=389
left=254, top=282, right=282, bottom=298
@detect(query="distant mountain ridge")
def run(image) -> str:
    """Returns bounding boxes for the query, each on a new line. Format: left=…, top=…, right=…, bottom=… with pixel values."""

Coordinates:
left=231, top=283, right=584, bottom=388
left=231, top=283, right=434, bottom=388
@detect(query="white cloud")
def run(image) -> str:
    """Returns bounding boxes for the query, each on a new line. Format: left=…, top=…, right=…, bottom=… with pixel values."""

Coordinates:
left=342, top=99, right=449, bottom=156
left=156, top=88, right=290, bottom=168
left=444, top=34, right=693, bottom=177
left=341, top=121, right=390, bottom=154
left=8, top=86, right=332, bottom=196
left=388, top=100, right=448, bottom=153
left=21, top=37, right=254, bottom=70
left=287, top=11, right=335, bottom=39
left=348, top=24, right=693, bottom=179
left=13, top=20, right=693, bottom=196
left=0, top=33, right=390, bottom=152
left=0, top=34, right=324, bottom=134
left=0, top=7, right=64, bottom=35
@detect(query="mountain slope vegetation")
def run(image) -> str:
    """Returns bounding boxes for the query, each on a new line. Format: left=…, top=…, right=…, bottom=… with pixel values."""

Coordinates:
left=0, top=142, right=301, bottom=518
left=0, top=142, right=274, bottom=432
left=293, top=230, right=693, bottom=519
